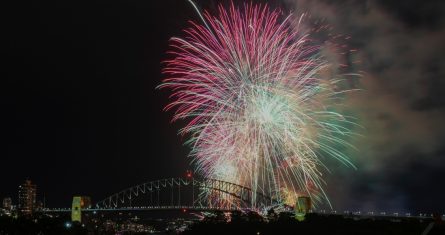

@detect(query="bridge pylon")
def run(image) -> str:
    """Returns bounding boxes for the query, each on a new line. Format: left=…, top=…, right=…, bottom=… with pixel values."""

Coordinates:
left=71, top=196, right=91, bottom=222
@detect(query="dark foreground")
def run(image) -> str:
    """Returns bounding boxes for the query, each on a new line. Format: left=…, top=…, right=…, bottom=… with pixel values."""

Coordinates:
left=1, top=213, right=444, bottom=235
left=184, top=213, right=445, bottom=235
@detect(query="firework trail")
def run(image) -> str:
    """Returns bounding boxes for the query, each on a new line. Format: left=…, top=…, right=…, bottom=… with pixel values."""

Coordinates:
left=160, top=2, right=357, bottom=208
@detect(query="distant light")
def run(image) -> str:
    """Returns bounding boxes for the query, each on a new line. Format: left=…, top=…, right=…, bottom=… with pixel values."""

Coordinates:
left=65, top=222, right=72, bottom=229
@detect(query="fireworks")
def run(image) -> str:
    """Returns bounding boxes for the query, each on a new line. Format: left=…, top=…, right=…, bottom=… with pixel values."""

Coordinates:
left=160, top=2, right=356, bottom=208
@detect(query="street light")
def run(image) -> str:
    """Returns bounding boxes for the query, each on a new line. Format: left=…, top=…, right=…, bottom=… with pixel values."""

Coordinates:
left=64, top=222, right=72, bottom=229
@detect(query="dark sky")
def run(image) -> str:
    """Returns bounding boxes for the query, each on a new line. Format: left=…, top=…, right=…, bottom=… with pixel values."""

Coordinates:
left=2, top=0, right=445, bottom=213
left=1, top=0, right=199, bottom=207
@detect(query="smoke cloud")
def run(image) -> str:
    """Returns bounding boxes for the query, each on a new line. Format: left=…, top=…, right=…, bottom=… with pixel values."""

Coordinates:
left=286, top=0, right=445, bottom=213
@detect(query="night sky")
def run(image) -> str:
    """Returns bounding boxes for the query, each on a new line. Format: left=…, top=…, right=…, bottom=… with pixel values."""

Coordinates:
left=2, top=0, right=445, bottom=213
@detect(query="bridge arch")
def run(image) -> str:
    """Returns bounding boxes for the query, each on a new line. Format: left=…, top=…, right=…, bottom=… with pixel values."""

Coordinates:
left=95, top=177, right=276, bottom=210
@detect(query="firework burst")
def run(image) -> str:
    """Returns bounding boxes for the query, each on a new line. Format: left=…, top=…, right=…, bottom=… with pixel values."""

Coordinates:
left=160, top=2, right=357, bottom=208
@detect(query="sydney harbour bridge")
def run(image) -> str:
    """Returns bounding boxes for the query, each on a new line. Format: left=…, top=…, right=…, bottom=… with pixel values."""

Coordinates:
left=43, top=175, right=280, bottom=214
left=41, top=175, right=436, bottom=222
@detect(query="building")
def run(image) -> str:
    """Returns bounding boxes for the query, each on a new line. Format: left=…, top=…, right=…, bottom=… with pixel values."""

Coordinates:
left=2, top=197, right=12, bottom=211
left=71, top=196, right=92, bottom=222
left=18, top=180, right=37, bottom=216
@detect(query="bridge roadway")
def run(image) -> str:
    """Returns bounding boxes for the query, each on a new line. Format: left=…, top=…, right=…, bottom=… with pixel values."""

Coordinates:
left=41, top=207, right=440, bottom=221
left=41, top=206, right=243, bottom=213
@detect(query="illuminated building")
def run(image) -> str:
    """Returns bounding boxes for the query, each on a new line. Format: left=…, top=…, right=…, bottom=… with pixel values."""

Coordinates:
left=18, top=180, right=36, bottom=216
left=71, top=196, right=91, bottom=222
left=2, top=197, right=12, bottom=211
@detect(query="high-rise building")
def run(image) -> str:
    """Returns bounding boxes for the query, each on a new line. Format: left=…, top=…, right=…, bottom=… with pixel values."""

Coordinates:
left=18, top=180, right=36, bottom=216
left=2, top=197, right=12, bottom=211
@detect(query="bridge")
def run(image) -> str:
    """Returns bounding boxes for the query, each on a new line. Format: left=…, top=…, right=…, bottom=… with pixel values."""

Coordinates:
left=41, top=176, right=443, bottom=222
left=43, top=177, right=279, bottom=213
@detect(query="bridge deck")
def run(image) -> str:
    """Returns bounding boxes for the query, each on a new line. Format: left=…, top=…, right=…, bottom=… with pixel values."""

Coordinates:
left=42, top=206, right=246, bottom=213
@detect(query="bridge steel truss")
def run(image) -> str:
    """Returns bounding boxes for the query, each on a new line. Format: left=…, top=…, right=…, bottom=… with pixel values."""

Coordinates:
left=95, top=177, right=276, bottom=210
